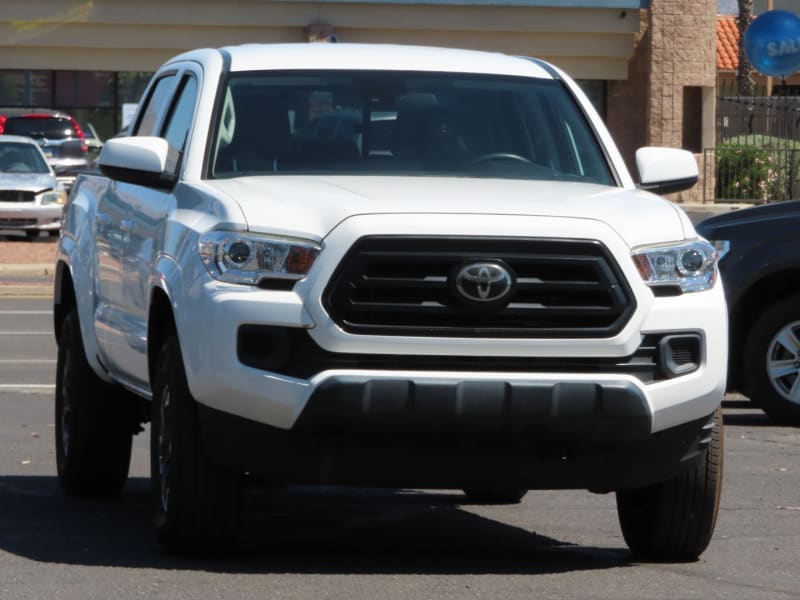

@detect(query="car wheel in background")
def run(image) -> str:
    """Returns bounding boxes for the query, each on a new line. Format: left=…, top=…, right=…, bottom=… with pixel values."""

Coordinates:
left=745, top=294, right=800, bottom=425
left=55, top=309, right=133, bottom=496
left=616, top=407, right=723, bottom=561
left=151, top=336, right=243, bottom=555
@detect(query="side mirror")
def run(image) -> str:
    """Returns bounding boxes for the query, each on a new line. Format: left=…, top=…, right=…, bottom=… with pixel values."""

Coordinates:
left=636, top=147, right=698, bottom=195
left=98, top=136, right=178, bottom=189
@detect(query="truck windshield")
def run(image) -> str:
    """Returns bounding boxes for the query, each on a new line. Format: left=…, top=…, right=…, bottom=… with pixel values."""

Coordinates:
left=209, top=70, right=613, bottom=185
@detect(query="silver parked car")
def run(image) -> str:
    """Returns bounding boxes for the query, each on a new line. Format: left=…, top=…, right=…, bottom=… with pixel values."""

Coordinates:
left=0, top=135, right=66, bottom=238
left=0, top=108, right=90, bottom=191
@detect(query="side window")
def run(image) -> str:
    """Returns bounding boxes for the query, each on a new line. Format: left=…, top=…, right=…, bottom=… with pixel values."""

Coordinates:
left=163, top=75, right=198, bottom=151
left=135, top=74, right=177, bottom=136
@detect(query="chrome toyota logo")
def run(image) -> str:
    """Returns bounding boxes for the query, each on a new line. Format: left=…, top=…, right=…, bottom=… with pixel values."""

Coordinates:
left=453, top=261, right=515, bottom=305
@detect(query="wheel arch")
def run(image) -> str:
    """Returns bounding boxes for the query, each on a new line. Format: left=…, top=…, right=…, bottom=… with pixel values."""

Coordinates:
left=148, top=287, right=178, bottom=390
left=53, top=259, right=75, bottom=345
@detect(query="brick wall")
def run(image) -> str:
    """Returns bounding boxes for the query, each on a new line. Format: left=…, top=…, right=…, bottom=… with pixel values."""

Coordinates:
left=607, top=0, right=716, bottom=203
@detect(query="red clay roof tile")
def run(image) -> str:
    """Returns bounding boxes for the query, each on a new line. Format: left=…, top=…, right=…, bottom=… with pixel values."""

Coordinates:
left=718, top=15, right=739, bottom=71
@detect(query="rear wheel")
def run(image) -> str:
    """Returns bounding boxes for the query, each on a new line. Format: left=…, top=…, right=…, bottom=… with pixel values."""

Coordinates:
left=744, top=295, right=800, bottom=425
left=616, top=407, right=723, bottom=561
left=55, top=309, right=134, bottom=496
left=151, top=335, right=242, bottom=554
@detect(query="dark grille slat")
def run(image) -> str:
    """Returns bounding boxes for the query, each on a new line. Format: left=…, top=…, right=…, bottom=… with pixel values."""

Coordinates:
left=359, top=277, right=448, bottom=289
left=324, top=236, right=636, bottom=338
left=344, top=302, right=622, bottom=315
left=0, top=190, right=36, bottom=203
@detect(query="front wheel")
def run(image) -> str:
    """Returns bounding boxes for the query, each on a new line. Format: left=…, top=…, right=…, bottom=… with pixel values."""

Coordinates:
left=151, top=335, right=242, bottom=554
left=744, top=295, right=800, bottom=425
left=55, top=309, right=133, bottom=496
left=616, top=407, right=723, bottom=561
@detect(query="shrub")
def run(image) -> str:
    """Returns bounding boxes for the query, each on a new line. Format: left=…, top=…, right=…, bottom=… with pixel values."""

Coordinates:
left=715, top=144, right=782, bottom=202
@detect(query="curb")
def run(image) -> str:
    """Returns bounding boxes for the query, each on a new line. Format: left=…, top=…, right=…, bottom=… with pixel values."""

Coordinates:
left=0, top=263, right=53, bottom=277
left=680, top=202, right=751, bottom=224
left=0, top=263, right=54, bottom=298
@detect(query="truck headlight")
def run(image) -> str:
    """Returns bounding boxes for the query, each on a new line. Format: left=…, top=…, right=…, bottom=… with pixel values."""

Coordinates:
left=632, top=240, right=717, bottom=293
left=199, top=231, right=320, bottom=285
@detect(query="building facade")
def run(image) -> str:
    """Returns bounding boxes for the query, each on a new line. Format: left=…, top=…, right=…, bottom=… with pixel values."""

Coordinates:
left=0, top=0, right=716, bottom=201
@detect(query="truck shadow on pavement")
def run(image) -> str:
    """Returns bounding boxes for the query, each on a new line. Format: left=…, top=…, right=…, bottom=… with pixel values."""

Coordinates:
left=721, top=398, right=777, bottom=427
left=0, top=475, right=630, bottom=574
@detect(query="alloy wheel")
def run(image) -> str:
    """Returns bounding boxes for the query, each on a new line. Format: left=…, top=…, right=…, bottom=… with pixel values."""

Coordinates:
left=766, top=319, right=800, bottom=406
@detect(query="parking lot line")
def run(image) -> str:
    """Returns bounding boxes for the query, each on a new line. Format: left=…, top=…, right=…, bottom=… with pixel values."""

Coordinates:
left=0, top=331, right=50, bottom=335
left=0, top=384, right=55, bottom=390
left=0, top=359, right=55, bottom=364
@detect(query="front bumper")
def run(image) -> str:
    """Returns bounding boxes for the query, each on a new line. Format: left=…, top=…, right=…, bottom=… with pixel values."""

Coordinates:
left=182, top=276, right=727, bottom=436
left=0, top=202, right=63, bottom=231
left=198, top=402, right=716, bottom=491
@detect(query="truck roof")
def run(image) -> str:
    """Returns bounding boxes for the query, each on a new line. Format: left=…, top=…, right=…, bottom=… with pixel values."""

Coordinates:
left=172, top=43, right=556, bottom=79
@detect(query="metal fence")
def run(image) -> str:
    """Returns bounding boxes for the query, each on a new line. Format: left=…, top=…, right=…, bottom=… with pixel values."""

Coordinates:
left=714, top=93, right=800, bottom=202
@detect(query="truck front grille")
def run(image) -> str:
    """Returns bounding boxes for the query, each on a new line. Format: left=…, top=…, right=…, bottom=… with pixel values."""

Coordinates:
left=323, top=236, right=636, bottom=338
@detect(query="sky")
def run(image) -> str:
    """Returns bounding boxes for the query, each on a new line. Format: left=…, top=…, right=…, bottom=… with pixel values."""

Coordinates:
left=718, top=0, right=737, bottom=13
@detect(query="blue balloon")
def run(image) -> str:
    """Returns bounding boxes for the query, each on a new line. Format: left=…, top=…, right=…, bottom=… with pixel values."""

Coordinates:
left=744, top=10, right=800, bottom=78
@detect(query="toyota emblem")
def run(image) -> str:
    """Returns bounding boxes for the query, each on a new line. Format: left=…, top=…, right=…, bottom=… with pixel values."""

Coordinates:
left=452, top=261, right=515, bottom=305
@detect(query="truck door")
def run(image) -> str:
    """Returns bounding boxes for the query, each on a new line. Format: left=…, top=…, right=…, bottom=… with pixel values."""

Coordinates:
left=92, top=72, right=178, bottom=383
left=117, top=71, right=199, bottom=389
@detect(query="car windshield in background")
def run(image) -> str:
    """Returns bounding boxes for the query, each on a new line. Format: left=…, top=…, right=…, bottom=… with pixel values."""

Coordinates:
left=4, top=117, right=78, bottom=140
left=0, top=142, right=50, bottom=173
left=210, top=70, right=614, bottom=185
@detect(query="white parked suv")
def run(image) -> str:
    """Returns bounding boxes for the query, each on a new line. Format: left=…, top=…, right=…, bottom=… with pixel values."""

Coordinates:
left=53, top=43, right=727, bottom=559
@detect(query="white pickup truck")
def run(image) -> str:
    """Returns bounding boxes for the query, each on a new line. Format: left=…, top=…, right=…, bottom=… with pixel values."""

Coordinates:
left=53, top=43, right=727, bottom=558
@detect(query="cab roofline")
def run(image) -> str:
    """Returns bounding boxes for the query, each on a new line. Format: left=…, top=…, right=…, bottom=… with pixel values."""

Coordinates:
left=173, top=43, right=555, bottom=79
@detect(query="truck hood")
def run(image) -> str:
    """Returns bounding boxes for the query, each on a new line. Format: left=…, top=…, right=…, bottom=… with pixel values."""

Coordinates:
left=201, top=176, right=688, bottom=247
left=0, top=172, right=57, bottom=193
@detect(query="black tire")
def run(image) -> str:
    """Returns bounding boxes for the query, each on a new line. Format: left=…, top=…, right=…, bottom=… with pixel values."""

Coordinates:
left=151, top=336, right=242, bottom=554
left=744, top=295, right=800, bottom=425
left=55, top=309, right=133, bottom=496
left=616, top=407, right=723, bottom=561
left=462, top=489, right=527, bottom=504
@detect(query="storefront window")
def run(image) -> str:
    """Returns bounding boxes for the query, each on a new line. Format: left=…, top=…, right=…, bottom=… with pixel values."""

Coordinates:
left=55, top=71, right=114, bottom=107
left=576, top=79, right=607, bottom=119
left=0, top=69, right=152, bottom=140
left=0, top=70, right=52, bottom=106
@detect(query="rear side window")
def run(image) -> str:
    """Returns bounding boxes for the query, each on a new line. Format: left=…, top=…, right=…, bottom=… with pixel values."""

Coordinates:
left=162, top=76, right=198, bottom=151
left=135, top=74, right=178, bottom=136
left=4, top=117, right=77, bottom=140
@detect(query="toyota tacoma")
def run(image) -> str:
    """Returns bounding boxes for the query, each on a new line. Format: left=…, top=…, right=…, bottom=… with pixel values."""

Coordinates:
left=53, top=43, right=727, bottom=558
